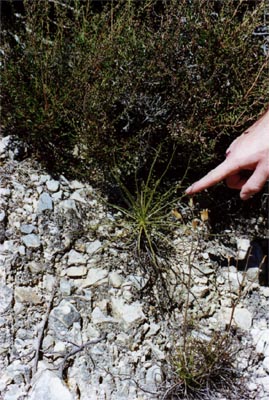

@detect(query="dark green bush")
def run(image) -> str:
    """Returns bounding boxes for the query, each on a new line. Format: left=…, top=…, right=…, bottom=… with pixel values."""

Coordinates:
left=2, top=0, right=268, bottom=186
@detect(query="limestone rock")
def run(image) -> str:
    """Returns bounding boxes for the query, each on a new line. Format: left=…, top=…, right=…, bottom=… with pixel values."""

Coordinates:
left=22, top=234, right=41, bottom=248
left=0, top=284, right=13, bottom=314
left=86, top=240, right=102, bottom=255
left=66, top=266, right=87, bottom=277
left=20, top=224, right=35, bottom=234
left=82, top=268, right=108, bottom=288
left=253, top=329, right=269, bottom=357
left=29, top=370, right=74, bottom=400
left=67, top=250, right=87, bottom=266
left=236, top=237, right=250, bottom=260
left=108, top=271, right=123, bottom=288
left=217, top=307, right=252, bottom=330
left=46, top=180, right=60, bottom=193
left=111, top=297, right=146, bottom=328
left=91, top=307, right=116, bottom=325
left=36, top=192, right=53, bottom=213
left=15, top=287, right=42, bottom=305
left=145, top=365, right=163, bottom=386
left=49, top=300, right=81, bottom=339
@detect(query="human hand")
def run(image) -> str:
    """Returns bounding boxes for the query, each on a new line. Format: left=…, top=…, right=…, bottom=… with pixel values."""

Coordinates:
left=186, top=108, right=269, bottom=200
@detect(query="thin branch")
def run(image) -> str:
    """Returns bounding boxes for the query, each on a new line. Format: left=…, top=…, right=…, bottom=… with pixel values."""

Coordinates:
left=59, top=333, right=107, bottom=379
left=32, top=279, right=59, bottom=375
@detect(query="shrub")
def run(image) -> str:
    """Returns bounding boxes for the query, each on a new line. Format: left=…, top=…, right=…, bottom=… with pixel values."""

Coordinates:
left=1, top=0, right=268, bottom=185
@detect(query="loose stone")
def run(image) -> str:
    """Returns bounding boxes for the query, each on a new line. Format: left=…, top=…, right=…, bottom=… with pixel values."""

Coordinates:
left=14, top=287, right=42, bottom=305
left=46, top=180, right=60, bottom=193
left=110, top=297, right=146, bottom=329
left=0, top=284, right=13, bottom=314
left=86, top=240, right=102, bottom=255
left=66, top=266, right=87, bottom=278
left=82, top=268, right=108, bottom=287
left=20, top=224, right=35, bottom=234
left=22, top=234, right=41, bottom=248
left=29, top=369, right=74, bottom=400
left=49, top=300, right=81, bottom=337
left=108, top=271, right=123, bottom=288
left=36, top=192, right=53, bottom=213
left=67, top=250, right=87, bottom=266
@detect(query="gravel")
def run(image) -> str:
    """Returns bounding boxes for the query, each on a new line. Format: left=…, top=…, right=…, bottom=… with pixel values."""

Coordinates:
left=0, top=135, right=268, bottom=400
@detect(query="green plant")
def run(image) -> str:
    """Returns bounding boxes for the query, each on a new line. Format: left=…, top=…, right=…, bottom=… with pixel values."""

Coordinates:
left=163, top=331, right=241, bottom=400
left=109, top=146, right=188, bottom=266
left=2, top=0, right=268, bottom=187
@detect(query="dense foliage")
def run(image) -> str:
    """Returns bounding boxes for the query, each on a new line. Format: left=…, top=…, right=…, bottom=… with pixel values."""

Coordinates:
left=2, top=0, right=268, bottom=189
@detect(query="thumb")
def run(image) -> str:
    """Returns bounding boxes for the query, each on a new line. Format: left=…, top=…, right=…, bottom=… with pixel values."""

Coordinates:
left=240, top=161, right=268, bottom=200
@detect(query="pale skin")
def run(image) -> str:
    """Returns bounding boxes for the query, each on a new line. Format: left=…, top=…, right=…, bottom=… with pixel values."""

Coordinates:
left=186, top=107, right=269, bottom=200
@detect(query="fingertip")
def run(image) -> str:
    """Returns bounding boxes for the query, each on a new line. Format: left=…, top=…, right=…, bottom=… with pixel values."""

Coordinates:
left=185, top=184, right=194, bottom=194
left=240, top=192, right=250, bottom=201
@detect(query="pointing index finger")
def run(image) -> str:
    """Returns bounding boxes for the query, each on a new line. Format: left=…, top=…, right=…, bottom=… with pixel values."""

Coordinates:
left=186, top=159, right=238, bottom=194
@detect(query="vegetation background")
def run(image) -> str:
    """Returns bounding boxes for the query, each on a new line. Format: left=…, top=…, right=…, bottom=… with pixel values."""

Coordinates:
left=1, top=0, right=268, bottom=216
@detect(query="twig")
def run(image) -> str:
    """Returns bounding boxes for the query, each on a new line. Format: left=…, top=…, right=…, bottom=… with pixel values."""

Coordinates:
left=32, top=279, right=59, bottom=375
left=59, top=333, right=107, bottom=379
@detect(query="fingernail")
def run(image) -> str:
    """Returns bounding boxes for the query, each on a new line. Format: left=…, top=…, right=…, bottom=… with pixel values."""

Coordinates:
left=185, top=185, right=193, bottom=194
left=240, top=192, right=251, bottom=200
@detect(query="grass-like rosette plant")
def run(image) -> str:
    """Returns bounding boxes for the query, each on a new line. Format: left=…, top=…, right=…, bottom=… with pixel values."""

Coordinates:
left=163, top=332, right=243, bottom=400
left=110, top=146, right=187, bottom=267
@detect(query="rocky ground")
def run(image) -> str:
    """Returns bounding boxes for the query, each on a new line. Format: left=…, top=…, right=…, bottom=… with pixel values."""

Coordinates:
left=0, top=135, right=268, bottom=400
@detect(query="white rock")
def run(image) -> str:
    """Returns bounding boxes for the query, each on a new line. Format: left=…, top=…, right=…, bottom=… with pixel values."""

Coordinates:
left=111, top=297, right=146, bottom=328
left=260, top=287, right=269, bottom=298
left=0, top=371, right=12, bottom=392
left=42, top=335, right=54, bottom=351
left=54, top=341, right=66, bottom=353
left=191, top=284, right=209, bottom=298
left=69, top=180, right=85, bottom=189
left=46, top=180, right=60, bottom=193
left=22, top=234, right=41, bottom=248
left=51, top=190, right=63, bottom=201
left=91, top=307, right=116, bottom=325
left=217, top=307, right=252, bottom=330
left=18, top=245, right=25, bottom=256
left=221, top=270, right=244, bottom=292
left=0, top=136, right=11, bottom=155
left=20, top=224, right=35, bottom=234
left=29, top=370, right=74, bottom=400
left=70, top=190, right=87, bottom=204
left=145, top=365, right=163, bottom=386
left=49, top=300, right=81, bottom=339
left=82, top=268, right=108, bottom=287
left=0, top=188, right=11, bottom=197
left=150, top=343, right=166, bottom=361
left=145, top=322, right=161, bottom=338
left=233, top=308, right=253, bottom=330
left=15, top=287, right=42, bottom=305
left=263, top=357, right=269, bottom=373
left=0, top=211, right=5, bottom=222
left=236, top=237, right=250, bottom=260
left=67, top=250, right=87, bottom=266
left=66, top=266, right=87, bottom=277
left=86, top=240, right=102, bottom=255
left=253, top=330, right=269, bottom=357
left=0, top=284, right=13, bottom=314
left=2, top=383, right=24, bottom=400
left=256, top=376, right=269, bottom=392
left=39, top=174, right=50, bottom=184
left=108, top=271, right=123, bottom=288
left=59, top=279, right=72, bottom=296
left=36, top=192, right=53, bottom=213
left=57, top=199, right=79, bottom=216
